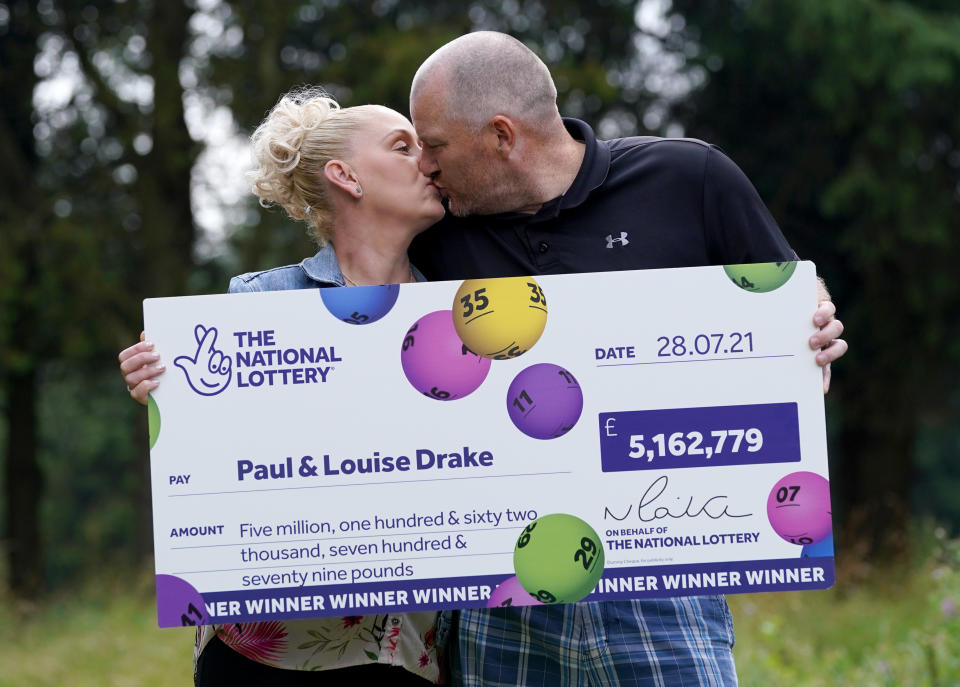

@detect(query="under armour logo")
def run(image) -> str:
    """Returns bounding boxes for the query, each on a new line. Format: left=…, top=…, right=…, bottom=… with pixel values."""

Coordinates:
left=606, top=232, right=629, bottom=248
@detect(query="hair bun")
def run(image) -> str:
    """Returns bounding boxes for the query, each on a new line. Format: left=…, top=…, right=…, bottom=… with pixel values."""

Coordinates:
left=248, top=88, right=340, bottom=220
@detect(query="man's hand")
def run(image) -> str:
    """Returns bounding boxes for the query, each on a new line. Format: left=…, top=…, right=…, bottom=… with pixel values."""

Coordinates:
left=810, top=300, right=846, bottom=394
left=119, top=331, right=165, bottom=405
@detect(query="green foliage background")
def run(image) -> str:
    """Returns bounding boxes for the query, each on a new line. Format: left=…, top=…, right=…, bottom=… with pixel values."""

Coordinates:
left=0, top=5, right=958, bottom=679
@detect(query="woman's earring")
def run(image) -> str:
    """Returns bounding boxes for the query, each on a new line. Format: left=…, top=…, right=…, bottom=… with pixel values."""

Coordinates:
left=355, top=185, right=362, bottom=196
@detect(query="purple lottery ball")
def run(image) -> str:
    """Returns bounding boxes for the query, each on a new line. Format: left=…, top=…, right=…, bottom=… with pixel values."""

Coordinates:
left=487, top=575, right=544, bottom=609
left=155, top=574, right=208, bottom=628
left=507, top=363, right=583, bottom=439
left=401, top=310, right=491, bottom=401
left=767, top=471, right=832, bottom=545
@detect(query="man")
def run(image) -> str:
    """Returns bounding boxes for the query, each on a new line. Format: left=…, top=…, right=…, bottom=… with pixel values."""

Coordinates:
left=408, top=32, right=846, bottom=686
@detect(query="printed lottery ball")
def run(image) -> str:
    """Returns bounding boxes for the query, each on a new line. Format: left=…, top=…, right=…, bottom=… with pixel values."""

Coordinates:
left=801, top=533, right=834, bottom=558
left=486, top=575, right=544, bottom=609
left=400, top=310, right=491, bottom=401
left=513, top=513, right=605, bottom=604
left=767, top=471, right=832, bottom=545
left=723, top=261, right=797, bottom=293
left=507, top=363, right=583, bottom=439
left=452, top=277, right=548, bottom=359
left=320, top=283, right=400, bottom=324
left=155, top=574, right=208, bottom=627
left=148, top=395, right=161, bottom=450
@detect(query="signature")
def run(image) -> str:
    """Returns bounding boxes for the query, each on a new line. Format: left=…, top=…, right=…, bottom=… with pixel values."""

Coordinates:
left=603, top=475, right=752, bottom=522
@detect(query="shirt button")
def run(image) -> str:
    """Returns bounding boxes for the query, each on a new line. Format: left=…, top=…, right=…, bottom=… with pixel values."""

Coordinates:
left=538, top=241, right=550, bottom=254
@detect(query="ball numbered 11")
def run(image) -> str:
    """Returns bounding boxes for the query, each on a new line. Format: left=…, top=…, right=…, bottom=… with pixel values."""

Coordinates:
left=453, top=277, right=548, bottom=359
left=507, top=363, right=583, bottom=439
left=513, top=513, right=605, bottom=604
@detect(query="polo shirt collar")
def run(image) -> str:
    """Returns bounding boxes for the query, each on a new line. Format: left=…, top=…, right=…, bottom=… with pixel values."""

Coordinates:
left=503, top=118, right=610, bottom=222
left=556, top=118, right=611, bottom=210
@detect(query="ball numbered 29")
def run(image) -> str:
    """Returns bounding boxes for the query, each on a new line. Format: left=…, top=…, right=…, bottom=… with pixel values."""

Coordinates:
left=513, top=513, right=604, bottom=604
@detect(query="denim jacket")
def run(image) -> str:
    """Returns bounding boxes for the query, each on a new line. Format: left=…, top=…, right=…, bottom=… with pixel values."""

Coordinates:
left=228, top=242, right=427, bottom=293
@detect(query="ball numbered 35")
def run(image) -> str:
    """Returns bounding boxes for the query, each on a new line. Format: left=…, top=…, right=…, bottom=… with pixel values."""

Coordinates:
left=453, top=277, right=548, bottom=359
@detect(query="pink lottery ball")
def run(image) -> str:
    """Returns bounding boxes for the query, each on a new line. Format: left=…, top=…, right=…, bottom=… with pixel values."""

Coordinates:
left=766, top=471, right=832, bottom=545
left=486, top=575, right=544, bottom=609
left=400, top=310, right=491, bottom=401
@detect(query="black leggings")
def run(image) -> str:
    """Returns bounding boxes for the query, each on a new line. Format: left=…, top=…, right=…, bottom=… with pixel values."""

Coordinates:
left=195, top=636, right=436, bottom=686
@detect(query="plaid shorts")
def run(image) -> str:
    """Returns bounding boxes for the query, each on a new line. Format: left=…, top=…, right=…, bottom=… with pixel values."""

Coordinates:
left=450, top=596, right=737, bottom=687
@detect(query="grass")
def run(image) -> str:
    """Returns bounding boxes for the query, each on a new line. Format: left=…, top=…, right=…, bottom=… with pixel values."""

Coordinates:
left=0, top=569, right=192, bottom=687
left=0, top=536, right=958, bottom=686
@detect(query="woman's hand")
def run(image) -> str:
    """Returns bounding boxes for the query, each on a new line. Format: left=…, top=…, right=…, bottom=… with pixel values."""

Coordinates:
left=119, top=331, right=165, bottom=405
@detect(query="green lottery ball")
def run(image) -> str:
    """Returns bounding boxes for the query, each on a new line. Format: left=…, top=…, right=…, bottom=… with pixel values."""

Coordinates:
left=724, top=261, right=797, bottom=293
left=148, top=395, right=161, bottom=450
left=513, top=513, right=605, bottom=604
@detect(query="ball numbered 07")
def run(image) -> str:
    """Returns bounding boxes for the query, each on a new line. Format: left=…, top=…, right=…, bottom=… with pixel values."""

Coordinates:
left=453, top=277, right=548, bottom=359
left=723, top=261, right=797, bottom=293
left=513, top=513, right=605, bottom=604
left=766, top=471, right=832, bottom=545
left=400, top=309, right=491, bottom=400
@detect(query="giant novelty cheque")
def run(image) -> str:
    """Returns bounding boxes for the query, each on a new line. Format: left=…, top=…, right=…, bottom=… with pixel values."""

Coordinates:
left=144, top=262, right=834, bottom=628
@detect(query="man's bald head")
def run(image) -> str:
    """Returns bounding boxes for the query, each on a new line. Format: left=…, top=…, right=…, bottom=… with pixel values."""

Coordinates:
left=411, top=31, right=558, bottom=130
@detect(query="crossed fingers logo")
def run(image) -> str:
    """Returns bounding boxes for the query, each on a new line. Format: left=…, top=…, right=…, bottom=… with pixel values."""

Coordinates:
left=174, top=324, right=232, bottom=396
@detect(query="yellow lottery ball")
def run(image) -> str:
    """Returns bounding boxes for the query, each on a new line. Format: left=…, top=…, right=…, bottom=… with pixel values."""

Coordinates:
left=453, top=277, right=548, bottom=359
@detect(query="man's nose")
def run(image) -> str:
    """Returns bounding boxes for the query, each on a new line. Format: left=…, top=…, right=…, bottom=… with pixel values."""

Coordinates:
left=418, top=148, right=438, bottom=176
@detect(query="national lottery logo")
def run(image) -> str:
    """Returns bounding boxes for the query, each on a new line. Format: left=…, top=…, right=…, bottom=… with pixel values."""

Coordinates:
left=174, top=324, right=232, bottom=397
left=173, top=323, right=341, bottom=397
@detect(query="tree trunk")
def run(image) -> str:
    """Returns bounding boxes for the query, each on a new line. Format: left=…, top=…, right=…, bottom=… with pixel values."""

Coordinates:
left=833, top=382, right=915, bottom=559
left=4, top=367, right=42, bottom=598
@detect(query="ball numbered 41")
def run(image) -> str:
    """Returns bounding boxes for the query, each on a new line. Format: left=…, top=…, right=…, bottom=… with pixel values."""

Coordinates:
left=453, top=277, right=548, bottom=359
left=513, top=513, right=604, bottom=604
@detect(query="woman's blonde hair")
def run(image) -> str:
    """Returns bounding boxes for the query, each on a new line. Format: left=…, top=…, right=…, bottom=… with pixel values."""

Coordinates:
left=248, top=87, right=378, bottom=245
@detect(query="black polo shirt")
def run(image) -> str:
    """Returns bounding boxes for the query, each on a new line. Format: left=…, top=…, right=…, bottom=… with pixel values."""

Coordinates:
left=409, top=118, right=796, bottom=281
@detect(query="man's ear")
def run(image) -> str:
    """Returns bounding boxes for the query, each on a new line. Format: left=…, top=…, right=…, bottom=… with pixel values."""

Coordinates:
left=324, top=160, right=362, bottom=198
left=487, top=115, right=516, bottom=159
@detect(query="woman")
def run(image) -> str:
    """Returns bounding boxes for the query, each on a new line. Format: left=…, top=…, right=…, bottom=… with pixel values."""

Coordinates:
left=119, top=88, right=446, bottom=685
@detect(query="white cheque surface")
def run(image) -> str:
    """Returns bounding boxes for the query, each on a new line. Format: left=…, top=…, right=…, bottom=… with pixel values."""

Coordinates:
left=145, top=262, right=834, bottom=628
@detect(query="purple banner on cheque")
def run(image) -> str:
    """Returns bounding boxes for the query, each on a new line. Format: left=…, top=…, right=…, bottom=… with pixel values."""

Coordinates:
left=598, top=402, right=801, bottom=472
left=167, top=557, right=833, bottom=627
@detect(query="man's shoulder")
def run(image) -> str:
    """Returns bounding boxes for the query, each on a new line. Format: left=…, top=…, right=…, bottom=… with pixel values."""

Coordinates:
left=607, top=134, right=714, bottom=165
